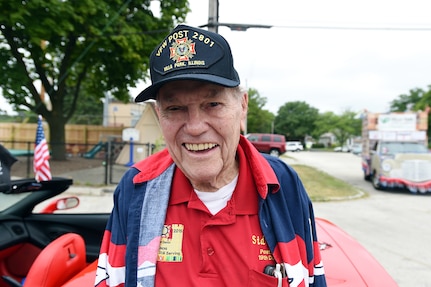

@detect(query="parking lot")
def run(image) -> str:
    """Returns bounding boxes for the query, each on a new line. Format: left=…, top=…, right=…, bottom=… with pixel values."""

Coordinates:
left=285, top=151, right=431, bottom=287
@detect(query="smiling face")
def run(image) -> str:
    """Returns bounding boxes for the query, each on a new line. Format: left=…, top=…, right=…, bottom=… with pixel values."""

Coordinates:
left=155, top=81, right=248, bottom=192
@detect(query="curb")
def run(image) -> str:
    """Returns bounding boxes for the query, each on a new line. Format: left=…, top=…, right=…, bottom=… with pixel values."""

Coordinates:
left=66, top=185, right=115, bottom=196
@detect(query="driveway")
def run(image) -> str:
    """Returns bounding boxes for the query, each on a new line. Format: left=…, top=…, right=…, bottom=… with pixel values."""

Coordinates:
left=284, top=151, right=431, bottom=287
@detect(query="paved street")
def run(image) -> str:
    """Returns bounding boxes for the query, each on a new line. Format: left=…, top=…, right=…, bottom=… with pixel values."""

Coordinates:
left=285, top=151, right=431, bottom=287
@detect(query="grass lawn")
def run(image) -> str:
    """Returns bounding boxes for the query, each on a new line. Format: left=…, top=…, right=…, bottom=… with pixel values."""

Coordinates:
left=291, top=164, right=366, bottom=202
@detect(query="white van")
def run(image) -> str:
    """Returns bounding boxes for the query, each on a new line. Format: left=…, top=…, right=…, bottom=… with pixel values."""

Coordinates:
left=285, top=141, right=304, bottom=152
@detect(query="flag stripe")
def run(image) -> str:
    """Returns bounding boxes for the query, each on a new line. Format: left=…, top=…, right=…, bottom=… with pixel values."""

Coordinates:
left=34, top=116, right=52, bottom=182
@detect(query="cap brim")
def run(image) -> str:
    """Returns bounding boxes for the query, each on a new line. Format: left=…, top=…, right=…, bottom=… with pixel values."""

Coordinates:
left=134, top=74, right=240, bottom=103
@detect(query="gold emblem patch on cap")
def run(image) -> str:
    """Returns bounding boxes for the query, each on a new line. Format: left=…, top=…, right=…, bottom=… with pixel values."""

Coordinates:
left=170, top=37, right=196, bottom=63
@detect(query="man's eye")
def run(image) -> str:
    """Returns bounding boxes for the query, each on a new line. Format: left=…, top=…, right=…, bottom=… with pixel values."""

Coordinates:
left=208, top=102, right=220, bottom=108
left=166, top=106, right=182, bottom=111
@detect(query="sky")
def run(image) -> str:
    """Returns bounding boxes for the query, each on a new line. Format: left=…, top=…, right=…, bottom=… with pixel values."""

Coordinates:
left=2, top=0, right=431, bottom=115
left=178, top=0, right=431, bottom=115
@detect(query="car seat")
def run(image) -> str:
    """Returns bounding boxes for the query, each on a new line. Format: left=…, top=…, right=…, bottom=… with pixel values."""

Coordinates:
left=2, top=233, right=86, bottom=287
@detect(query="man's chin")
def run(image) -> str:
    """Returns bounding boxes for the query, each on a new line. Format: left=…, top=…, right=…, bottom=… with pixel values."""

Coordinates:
left=182, top=167, right=222, bottom=189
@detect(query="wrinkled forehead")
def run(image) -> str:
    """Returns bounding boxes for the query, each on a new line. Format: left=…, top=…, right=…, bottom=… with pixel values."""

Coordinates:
left=157, top=80, right=231, bottom=101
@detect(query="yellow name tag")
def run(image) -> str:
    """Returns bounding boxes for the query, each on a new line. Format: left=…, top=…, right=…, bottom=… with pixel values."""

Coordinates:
left=158, top=224, right=184, bottom=262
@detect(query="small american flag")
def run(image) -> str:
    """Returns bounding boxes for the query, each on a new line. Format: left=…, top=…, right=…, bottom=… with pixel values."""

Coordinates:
left=34, top=115, right=52, bottom=182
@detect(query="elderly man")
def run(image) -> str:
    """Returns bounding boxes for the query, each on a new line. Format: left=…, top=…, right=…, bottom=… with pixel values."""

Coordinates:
left=96, top=24, right=326, bottom=287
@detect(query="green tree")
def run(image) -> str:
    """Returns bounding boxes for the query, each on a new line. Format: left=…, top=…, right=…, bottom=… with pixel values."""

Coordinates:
left=64, top=84, right=103, bottom=125
left=246, top=88, right=274, bottom=134
left=275, top=101, right=318, bottom=141
left=312, top=111, right=338, bottom=140
left=0, top=0, right=188, bottom=159
left=332, top=110, right=361, bottom=146
left=390, top=85, right=431, bottom=138
left=390, top=87, right=430, bottom=112
left=314, top=110, right=361, bottom=147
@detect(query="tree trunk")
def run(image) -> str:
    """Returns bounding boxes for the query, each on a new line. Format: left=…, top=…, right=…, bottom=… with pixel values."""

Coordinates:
left=47, top=117, right=67, bottom=160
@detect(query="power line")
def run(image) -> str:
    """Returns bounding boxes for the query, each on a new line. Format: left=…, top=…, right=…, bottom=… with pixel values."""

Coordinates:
left=271, top=24, right=431, bottom=31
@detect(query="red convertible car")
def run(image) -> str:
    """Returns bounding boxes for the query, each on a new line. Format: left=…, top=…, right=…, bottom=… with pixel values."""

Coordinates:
left=0, top=178, right=398, bottom=287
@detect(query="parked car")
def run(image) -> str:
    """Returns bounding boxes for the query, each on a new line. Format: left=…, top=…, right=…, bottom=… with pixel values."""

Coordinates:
left=0, top=177, right=398, bottom=286
left=334, top=145, right=350, bottom=152
left=285, top=141, right=304, bottom=152
left=245, top=133, right=286, bottom=157
left=351, top=144, right=362, bottom=155
left=0, top=178, right=107, bottom=287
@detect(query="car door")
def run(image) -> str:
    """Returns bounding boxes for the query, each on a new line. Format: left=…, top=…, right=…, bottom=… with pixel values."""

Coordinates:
left=0, top=178, right=109, bottom=284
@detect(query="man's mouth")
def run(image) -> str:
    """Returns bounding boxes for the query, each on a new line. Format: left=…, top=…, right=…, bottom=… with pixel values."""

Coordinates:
left=183, top=143, right=218, bottom=151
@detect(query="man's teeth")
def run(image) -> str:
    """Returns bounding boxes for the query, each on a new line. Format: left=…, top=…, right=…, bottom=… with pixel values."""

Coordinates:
left=185, top=143, right=217, bottom=151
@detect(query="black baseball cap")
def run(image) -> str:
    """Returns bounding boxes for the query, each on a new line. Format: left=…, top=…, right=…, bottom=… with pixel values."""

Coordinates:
left=135, top=24, right=240, bottom=102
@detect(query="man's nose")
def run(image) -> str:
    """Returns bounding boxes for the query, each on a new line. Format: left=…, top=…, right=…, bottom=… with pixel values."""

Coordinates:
left=184, top=108, right=207, bottom=135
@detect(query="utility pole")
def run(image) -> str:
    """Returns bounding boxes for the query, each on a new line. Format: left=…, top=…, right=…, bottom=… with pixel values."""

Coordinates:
left=203, top=0, right=272, bottom=136
left=208, top=0, right=219, bottom=33
left=202, top=0, right=272, bottom=33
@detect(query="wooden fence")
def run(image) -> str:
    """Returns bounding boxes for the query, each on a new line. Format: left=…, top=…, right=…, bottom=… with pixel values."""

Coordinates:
left=0, top=122, right=123, bottom=154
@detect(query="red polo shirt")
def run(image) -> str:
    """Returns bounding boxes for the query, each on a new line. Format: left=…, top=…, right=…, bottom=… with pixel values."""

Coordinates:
left=155, top=150, right=276, bottom=286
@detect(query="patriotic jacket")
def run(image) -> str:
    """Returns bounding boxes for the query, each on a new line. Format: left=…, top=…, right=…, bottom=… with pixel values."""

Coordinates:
left=95, top=136, right=327, bottom=287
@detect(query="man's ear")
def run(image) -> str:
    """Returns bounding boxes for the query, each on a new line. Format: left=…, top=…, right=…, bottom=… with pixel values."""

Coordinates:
left=154, top=102, right=161, bottom=118
left=240, top=92, right=248, bottom=132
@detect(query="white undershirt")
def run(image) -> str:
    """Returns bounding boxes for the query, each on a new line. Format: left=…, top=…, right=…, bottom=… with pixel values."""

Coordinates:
left=194, top=175, right=238, bottom=215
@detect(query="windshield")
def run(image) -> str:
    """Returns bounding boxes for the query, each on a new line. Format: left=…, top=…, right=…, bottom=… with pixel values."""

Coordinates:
left=380, top=142, right=429, bottom=155
left=0, top=193, right=32, bottom=212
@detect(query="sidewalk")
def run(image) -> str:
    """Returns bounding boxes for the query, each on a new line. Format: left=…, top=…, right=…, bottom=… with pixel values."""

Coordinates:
left=11, top=167, right=118, bottom=196
left=58, top=166, right=111, bottom=186
left=56, top=165, right=127, bottom=195
left=61, top=167, right=117, bottom=196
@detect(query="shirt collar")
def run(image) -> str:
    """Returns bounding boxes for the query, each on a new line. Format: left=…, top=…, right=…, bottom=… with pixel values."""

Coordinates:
left=168, top=135, right=280, bottom=212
